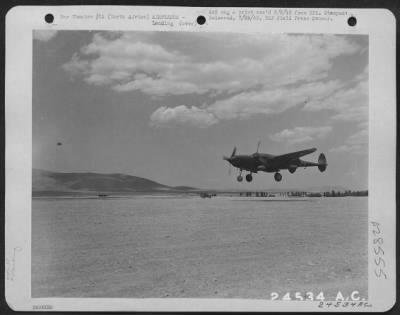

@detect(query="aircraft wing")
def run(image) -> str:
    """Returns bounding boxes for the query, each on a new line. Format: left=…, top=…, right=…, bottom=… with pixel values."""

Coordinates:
left=272, top=148, right=317, bottom=162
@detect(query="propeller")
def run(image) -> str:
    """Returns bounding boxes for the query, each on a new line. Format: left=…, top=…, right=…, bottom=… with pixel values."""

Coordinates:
left=223, top=146, right=237, bottom=176
left=231, top=146, right=237, bottom=158
left=253, top=140, right=261, bottom=159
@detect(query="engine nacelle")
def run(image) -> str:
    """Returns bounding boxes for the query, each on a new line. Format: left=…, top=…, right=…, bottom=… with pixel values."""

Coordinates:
left=288, top=165, right=297, bottom=174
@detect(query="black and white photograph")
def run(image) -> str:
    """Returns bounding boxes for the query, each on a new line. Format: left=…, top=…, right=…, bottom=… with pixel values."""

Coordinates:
left=5, top=6, right=396, bottom=312
left=32, top=29, right=369, bottom=299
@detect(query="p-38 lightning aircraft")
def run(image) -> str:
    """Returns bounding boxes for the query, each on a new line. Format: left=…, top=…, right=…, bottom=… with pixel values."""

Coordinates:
left=223, top=141, right=327, bottom=182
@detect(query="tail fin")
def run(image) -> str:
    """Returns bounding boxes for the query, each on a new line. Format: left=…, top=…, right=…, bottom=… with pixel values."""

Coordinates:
left=318, top=153, right=327, bottom=172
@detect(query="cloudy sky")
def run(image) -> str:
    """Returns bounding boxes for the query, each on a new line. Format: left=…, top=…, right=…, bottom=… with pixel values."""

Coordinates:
left=33, top=30, right=368, bottom=190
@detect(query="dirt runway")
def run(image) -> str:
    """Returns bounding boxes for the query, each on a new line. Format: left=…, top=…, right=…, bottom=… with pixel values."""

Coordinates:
left=32, top=196, right=367, bottom=299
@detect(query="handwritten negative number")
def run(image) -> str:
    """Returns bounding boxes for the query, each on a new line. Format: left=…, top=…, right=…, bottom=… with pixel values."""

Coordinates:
left=371, top=221, right=387, bottom=279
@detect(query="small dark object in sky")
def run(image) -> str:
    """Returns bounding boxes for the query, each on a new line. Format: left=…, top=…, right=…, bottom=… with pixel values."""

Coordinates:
left=57, top=142, right=62, bottom=146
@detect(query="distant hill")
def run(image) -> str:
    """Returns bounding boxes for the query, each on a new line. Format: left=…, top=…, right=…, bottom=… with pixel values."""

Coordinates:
left=32, top=169, right=198, bottom=195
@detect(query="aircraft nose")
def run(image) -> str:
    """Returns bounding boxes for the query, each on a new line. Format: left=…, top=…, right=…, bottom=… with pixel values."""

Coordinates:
left=229, top=156, right=237, bottom=166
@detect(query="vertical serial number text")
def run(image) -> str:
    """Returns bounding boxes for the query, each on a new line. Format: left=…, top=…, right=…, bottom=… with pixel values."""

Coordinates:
left=370, top=221, right=387, bottom=279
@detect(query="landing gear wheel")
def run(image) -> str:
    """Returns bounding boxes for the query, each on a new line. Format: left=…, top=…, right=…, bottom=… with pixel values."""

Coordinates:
left=274, top=172, right=282, bottom=182
left=237, top=175, right=243, bottom=182
left=245, top=174, right=253, bottom=182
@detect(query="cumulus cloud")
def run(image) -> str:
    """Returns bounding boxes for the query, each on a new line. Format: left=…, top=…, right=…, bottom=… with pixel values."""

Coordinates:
left=304, top=65, right=368, bottom=123
left=304, top=79, right=368, bottom=122
left=150, top=105, right=218, bottom=128
left=33, top=30, right=58, bottom=42
left=208, top=80, right=341, bottom=121
left=148, top=75, right=366, bottom=128
left=330, top=125, right=368, bottom=154
left=302, top=65, right=368, bottom=154
left=329, top=145, right=352, bottom=153
left=63, top=53, right=90, bottom=76
left=329, top=144, right=364, bottom=154
left=270, top=126, right=332, bottom=144
left=63, top=31, right=367, bottom=129
left=149, top=79, right=342, bottom=127
left=63, top=32, right=360, bottom=97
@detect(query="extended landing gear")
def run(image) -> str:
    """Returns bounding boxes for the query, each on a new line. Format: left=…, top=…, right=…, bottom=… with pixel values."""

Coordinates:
left=237, top=169, right=243, bottom=182
left=245, top=174, right=253, bottom=182
left=236, top=170, right=254, bottom=183
left=274, top=172, right=282, bottom=182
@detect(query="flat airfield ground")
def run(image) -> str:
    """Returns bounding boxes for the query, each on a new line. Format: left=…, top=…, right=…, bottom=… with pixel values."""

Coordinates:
left=32, top=196, right=367, bottom=299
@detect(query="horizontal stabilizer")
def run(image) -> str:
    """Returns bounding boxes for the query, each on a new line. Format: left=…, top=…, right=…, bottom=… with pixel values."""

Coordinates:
left=318, top=153, right=327, bottom=172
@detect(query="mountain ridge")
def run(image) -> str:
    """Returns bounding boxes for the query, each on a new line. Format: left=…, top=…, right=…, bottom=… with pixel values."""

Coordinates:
left=32, top=169, right=198, bottom=194
left=32, top=169, right=359, bottom=196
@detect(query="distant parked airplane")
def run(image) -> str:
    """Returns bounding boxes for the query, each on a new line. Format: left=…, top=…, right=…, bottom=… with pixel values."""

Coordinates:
left=223, top=141, right=327, bottom=182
